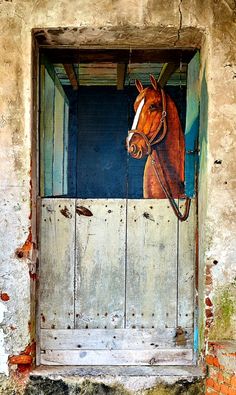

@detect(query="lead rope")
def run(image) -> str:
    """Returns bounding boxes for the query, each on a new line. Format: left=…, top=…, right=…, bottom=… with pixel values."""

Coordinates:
left=150, top=151, right=191, bottom=222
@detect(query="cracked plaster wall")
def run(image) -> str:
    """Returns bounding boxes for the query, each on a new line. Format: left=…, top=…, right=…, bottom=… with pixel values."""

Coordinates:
left=0, top=0, right=235, bottom=383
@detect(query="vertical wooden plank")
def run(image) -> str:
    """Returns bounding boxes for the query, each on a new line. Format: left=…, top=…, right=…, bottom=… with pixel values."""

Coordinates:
left=126, top=200, right=178, bottom=333
left=44, top=69, right=55, bottom=196
left=178, top=199, right=196, bottom=329
left=185, top=51, right=200, bottom=197
left=75, top=199, right=126, bottom=329
left=40, top=198, right=75, bottom=329
left=63, top=101, right=69, bottom=195
left=53, top=83, right=64, bottom=196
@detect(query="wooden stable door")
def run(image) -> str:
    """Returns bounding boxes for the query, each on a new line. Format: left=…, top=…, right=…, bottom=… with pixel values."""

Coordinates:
left=39, top=197, right=195, bottom=365
left=39, top=53, right=199, bottom=366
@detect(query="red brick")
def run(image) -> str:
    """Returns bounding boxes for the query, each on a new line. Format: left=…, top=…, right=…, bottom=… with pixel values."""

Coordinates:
left=212, top=380, right=221, bottom=391
left=221, top=383, right=230, bottom=394
left=205, top=297, right=213, bottom=307
left=213, top=357, right=220, bottom=368
left=206, top=308, right=214, bottom=318
left=224, top=373, right=232, bottom=384
left=231, top=376, right=236, bottom=388
left=228, top=388, right=236, bottom=395
left=206, top=275, right=213, bottom=285
left=218, top=372, right=224, bottom=383
left=206, top=355, right=215, bottom=366
left=206, top=378, right=214, bottom=388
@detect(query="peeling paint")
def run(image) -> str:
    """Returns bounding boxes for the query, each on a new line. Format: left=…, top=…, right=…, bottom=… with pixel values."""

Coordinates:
left=15, top=230, right=33, bottom=260
left=0, top=0, right=235, bottom=391
left=0, top=293, right=10, bottom=302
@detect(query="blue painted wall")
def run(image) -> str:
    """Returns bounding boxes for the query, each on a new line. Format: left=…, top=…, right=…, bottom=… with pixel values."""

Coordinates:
left=65, top=85, right=186, bottom=198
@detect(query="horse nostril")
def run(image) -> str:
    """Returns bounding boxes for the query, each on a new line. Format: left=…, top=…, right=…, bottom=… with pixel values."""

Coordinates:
left=129, top=144, right=137, bottom=154
left=137, top=149, right=143, bottom=159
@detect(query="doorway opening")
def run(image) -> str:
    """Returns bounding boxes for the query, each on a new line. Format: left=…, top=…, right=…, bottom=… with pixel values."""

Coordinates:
left=37, top=48, right=199, bottom=366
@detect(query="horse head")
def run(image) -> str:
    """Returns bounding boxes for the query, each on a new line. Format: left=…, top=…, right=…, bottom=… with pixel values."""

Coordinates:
left=127, top=75, right=167, bottom=159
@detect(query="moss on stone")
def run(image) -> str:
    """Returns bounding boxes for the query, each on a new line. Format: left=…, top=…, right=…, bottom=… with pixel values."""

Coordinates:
left=210, top=285, right=236, bottom=340
left=25, top=377, right=131, bottom=395
left=70, top=380, right=130, bottom=395
left=22, top=376, right=205, bottom=395
left=145, top=380, right=204, bottom=395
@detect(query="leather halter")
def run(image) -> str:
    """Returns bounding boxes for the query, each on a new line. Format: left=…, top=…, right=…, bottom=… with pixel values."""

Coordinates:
left=128, top=88, right=191, bottom=222
left=128, top=88, right=167, bottom=155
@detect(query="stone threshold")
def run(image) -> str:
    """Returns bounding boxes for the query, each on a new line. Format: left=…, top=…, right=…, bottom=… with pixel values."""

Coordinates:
left=31, top=365, right=204, bottom=378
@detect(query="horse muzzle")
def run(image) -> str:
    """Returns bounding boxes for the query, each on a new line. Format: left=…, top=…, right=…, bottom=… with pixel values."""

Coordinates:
left=127, top=140, right=145, bottom=159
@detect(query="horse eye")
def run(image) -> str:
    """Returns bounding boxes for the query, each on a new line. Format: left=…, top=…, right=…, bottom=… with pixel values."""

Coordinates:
left=149, top=104, right=157, bottom=111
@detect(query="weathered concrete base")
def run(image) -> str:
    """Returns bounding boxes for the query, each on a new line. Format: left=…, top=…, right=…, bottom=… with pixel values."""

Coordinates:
left=0, top=373, right=204, bottom=395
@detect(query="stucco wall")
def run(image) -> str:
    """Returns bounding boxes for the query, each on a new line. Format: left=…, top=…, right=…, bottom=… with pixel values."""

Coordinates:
left=0, top=0, right=235, bottom=389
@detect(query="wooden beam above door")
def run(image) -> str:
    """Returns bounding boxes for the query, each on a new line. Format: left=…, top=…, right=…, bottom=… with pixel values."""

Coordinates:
left=63, top=64, right=79, bottom=90
left=41, top=48, right=196, bottom=65
left=158, top=63, right=179, bottom=88
left=117, top=63, right=127, bottom=90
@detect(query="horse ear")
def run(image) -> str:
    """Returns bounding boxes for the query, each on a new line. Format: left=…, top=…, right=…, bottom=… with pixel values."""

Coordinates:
left=135, top=79, right=144, bottom=93
left=150, top=74, right=158, bottom=90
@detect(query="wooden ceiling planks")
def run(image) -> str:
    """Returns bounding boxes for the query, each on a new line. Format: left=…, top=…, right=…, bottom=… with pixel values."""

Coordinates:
left=54, top=62, right=187, bottom=87
left=50, top=49, right=191, bottom=88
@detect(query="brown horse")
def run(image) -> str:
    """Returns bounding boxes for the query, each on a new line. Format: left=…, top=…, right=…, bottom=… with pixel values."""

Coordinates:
left=127, top=75, right=190, bottom=221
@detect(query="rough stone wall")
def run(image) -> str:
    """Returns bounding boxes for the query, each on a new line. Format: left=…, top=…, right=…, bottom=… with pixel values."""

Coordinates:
left=0, top=0, right=235, bottom=392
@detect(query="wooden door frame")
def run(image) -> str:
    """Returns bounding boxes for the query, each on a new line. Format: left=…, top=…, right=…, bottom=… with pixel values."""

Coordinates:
left=31, top=33, right=200, bottom=367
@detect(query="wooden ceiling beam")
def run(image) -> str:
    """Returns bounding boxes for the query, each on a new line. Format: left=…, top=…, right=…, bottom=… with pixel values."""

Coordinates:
left=158, top=62, right=179, bottom=88
left=117, top=63, right=127, bottom=90
left=41, top=49, right=196, bottom=65
left=63, top=64, right=79, bottom=90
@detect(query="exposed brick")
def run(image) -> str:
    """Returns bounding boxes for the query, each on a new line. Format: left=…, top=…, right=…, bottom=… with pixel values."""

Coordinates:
left=206, top=308, right=214, bottom=318
left=206, top=378, right=214, bottom=388
left=221, top=383, right=230, bottom=394
left=228, top=388, right=236, bottom=395
left=205, top=297, right=213, bottom=307
left=231, top=376, right=236, bottom=388
left=212, top=380, right=221, bottom=392
left=213, top=357, right=220, bottom=368
left=218, top=372, right=224, bottom=383
left=224, top=373, right=232, bottom=385
left=206, top=275, right=213, bottom=285
left=206, top=355, right=215, bottom=366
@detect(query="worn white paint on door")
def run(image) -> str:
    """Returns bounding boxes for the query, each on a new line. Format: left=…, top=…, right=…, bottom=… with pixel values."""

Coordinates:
left=75, top=199, right=126, bottom=330
left=126, top=200, right=178, bottom=332
left=41, top=348, right=193, bottom=366
left=178, top=199, right=196, bottom=329
left=40, top=199, right=75, bottom=330
left=41, top=328, right=193, bottom=350
left=39, top=198, right=196, bottom=365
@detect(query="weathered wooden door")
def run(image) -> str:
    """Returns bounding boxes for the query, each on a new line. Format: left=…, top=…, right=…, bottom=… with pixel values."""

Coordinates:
left=39, top=54, right=199, bottom=366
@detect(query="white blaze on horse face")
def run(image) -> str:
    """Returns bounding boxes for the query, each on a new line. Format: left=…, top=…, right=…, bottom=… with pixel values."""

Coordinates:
left=127, top=98, right=145, bottom=146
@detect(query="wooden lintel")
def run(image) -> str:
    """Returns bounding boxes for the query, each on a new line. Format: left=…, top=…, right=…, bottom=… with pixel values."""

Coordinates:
left=63, top=64, right=79, bottom=90
left=41, top=49, right=196, bottom=65
left=117, top=63, right=127, bottom=90
left=158, top=63, right=179, bottom=88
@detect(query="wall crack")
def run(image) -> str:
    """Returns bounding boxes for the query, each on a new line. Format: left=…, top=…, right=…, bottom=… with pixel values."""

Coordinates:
left=174, top=0, right=183, bottom=46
